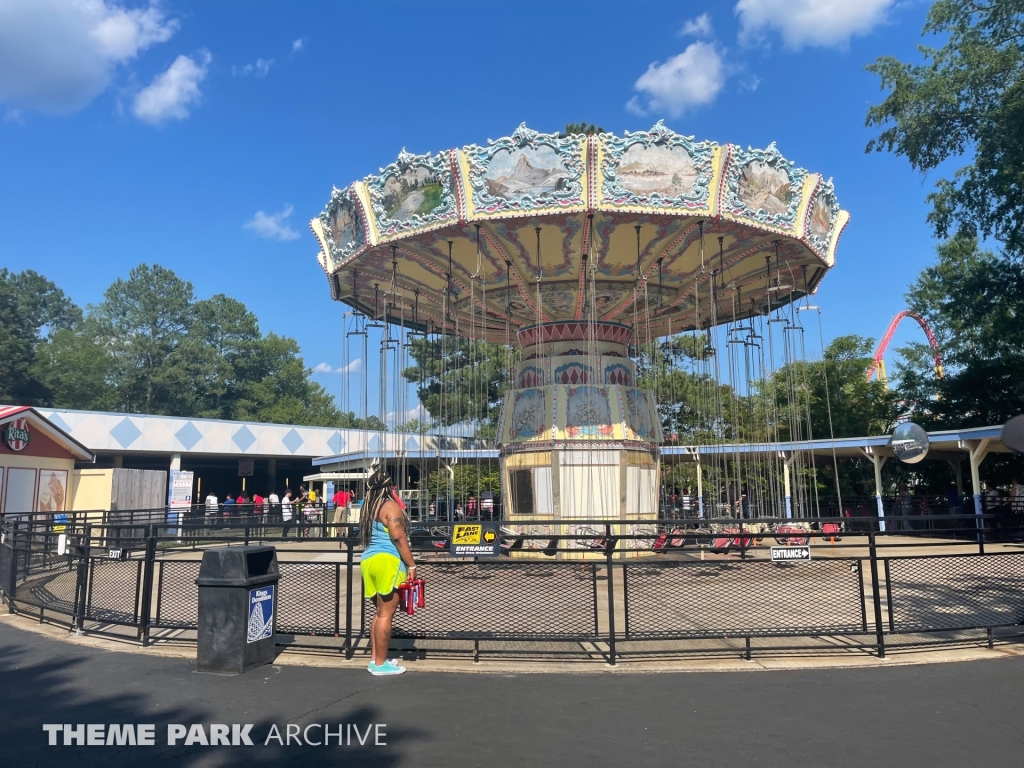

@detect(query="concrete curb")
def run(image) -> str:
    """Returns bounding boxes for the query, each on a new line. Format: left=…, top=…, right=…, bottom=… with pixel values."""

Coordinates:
left=4, top=612, right=1023, bottom=675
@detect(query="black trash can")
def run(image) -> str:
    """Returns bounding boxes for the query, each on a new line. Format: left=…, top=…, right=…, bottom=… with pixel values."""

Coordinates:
left=196, top=545, right=279, bottom=675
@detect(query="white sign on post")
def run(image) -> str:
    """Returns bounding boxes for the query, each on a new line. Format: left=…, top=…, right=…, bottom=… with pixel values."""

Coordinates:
left=771, top=545, right=812, bottom=563
left=167, top=470, right=194, bottom=539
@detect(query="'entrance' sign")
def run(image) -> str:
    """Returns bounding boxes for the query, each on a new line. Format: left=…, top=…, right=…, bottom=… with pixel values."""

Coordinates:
left=771, top=545, right=811, bottom=563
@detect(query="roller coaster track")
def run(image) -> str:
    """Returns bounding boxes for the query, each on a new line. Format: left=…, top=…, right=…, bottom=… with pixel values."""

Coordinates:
left=866, top=310, right=944, bottom=387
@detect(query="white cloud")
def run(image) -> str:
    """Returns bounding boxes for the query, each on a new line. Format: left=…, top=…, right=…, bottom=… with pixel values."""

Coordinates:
left=739, top=73, right=762, bottom=92
left=132, top=50, right=211, bottom=124
left=678, top=13, right=713, bottom=38
left=314, top=359, right=362, bottom=375
left=387, top=404, right=430, bottom=428
left=232, top=58, right=274, bottom=77
left=627, top=42, right=725, bottom=118
left=244, top=204, right=302, bottom=241
left=0, top=0, right=178, bottom=114
left=292, top=38, right=304, bottom=53
left=735, top=0, right=895, bottom=49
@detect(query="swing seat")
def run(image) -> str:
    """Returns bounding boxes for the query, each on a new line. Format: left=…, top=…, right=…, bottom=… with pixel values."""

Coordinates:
left=652, top=533, right=669, bottom=551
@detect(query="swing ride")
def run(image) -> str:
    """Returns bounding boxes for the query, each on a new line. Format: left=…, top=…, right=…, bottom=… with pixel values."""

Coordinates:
left=310, top=122, right=849, bottom=549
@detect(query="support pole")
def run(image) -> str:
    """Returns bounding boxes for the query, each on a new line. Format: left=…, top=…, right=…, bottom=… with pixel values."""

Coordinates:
left=783, top=453, right=793, bottom=519
left=968, top=439, right=991, bottom=552
left=696, top=457, right=704, bottom=519
left=863, top=449, right=887, bottom=533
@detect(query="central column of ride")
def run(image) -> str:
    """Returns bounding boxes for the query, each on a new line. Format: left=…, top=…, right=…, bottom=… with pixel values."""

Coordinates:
left=497, top=321, right=662, bottom=558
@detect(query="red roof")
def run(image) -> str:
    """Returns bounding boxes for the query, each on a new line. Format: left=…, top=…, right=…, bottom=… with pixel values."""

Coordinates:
left=0, top=405, right=95, bottom=461
left=0, top=405, right=31, bottom=421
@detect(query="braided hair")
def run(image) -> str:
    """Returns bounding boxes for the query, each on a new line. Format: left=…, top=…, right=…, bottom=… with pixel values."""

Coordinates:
left=359, top=467, right=407, bottom=548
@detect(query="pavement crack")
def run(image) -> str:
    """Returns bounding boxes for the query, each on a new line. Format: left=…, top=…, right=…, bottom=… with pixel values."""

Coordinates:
left=289, top=683, right=387, bottom=722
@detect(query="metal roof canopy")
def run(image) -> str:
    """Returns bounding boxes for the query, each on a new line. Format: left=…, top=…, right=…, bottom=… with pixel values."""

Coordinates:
left=659, top=425, right=1008, bottom=461
left=314, top=449, right=500, bottom=472
left=302, top=471, right=371, bottom=483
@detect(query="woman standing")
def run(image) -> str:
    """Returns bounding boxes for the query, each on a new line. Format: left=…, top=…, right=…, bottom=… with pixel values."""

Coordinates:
left=360, top=467, right=417, bottom=676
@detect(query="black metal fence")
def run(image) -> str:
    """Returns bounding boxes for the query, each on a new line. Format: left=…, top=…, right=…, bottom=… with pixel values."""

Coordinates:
left=2, top=511, right=1024, bottom=664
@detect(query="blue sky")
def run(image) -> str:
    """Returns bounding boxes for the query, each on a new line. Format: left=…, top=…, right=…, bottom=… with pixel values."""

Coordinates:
left=0, top=0, right=947, bottom=415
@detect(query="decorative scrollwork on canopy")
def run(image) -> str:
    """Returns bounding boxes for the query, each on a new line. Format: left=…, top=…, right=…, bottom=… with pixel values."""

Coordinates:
left=600, top=121, right=717, bottom=211
left=464, top=123, right=585, bottom=217
left=318, top=185, right=367, bottom=266
left=367, top=148, right=458, bottom=238
left=722, top=142, right=807, bottom=232
left=805, top=177, right=842, bottom=258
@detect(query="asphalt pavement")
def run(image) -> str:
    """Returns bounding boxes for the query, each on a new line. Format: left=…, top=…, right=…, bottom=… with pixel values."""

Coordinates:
left=1, top=620, right=1022, bottom=767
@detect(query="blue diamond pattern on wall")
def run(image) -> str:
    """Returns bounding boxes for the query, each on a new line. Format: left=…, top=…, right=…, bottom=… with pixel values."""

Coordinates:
left=282, top=428, right=304, bottom=454
left=405, top=436, right=419, bottom=450
left=233, top=426, right=256, bottom=452
left=47, top=413, right=71, bottom=434
left=175, top=421, right=203, bottom=451
left=368, top=434, right=381, bottom=451
left=110, top=417, right=142, bottom=449
left=327, top=431, right=345, bottom=455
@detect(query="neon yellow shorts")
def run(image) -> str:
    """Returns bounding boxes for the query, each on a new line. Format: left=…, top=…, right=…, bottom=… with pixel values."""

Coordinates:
left=361, top=553, right=407, bottom=598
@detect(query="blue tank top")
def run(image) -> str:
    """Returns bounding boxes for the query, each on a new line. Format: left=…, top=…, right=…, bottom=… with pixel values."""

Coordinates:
left=362, top=519, right=406, bottom=573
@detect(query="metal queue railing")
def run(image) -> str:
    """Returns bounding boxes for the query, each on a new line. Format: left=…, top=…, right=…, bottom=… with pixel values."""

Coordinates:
left=2, top=510, right=1024, bottom=664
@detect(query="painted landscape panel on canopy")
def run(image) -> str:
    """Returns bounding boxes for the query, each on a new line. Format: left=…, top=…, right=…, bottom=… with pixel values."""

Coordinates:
left=463, top=124, right=587, bottom=217
left=321, top=188, right=367, bottom=263
left=806, top=180, right=842, bottom=260
left=618, top=143, right=699, bottom=197
left=485, top=146, right=569, bottom=201
left=721, top=144, right=808, bottom=234
left=367, top=150, right=458, bottom=237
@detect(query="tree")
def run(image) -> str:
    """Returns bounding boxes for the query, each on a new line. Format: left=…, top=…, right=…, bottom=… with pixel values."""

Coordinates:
left=33, top=320, right=115, bottom=411
left=26, top=263, right=344, bottom=428
left=395, top=418, right=432, bottom=434
left=187, top=294, right=262, bottom=419
left=91, top=264, right=196, bottom=414
left=402, top=335, right=506, bottom=438
left=866, top=1, right=1024, bottom=256
left=0, top=269, right=80, bottom=405
left=561, top=122, right=605, bottom=137
left=235, top=333, right=342, bottom=427
left=895, top=235, right=1024, bottom=428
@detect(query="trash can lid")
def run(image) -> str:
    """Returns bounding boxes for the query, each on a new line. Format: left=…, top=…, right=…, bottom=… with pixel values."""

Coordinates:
left=196, top=545, right=279, bottom=586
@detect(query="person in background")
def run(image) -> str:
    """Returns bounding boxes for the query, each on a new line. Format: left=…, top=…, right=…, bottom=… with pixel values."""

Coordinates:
left=236, top=491, right=250, bottom=520
left=252, top=491, right=265, bottom=534
left=222, top=494, right=235, bottom=525
left=281, top=490, right=294, bottom=538
left=481, top=488, right=494, bottom=520
left=333, top=484, right=352, bottom=529
left=304, top=486, right=318, bottom=537
left=682, top=487, right=693, bottom=518
left=946, top=484, right=962, bottom=516
left=268, top=489, right=280, bottom=527
left=205, top=491, right=218, bottom=524
left=467, top=495, right=477, bottom=519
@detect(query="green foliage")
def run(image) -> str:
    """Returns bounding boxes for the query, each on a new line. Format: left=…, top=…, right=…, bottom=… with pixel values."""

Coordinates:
left=24, top=263, right=343, bottom=427
left=866, top=0, right=1024, bottom=256
left=895, top=235, right=1024, bottom=428
left=561, top=122, right=606, bottom=136
left=425, top=463, right=501, bottom=503
left=394, top=418, right=431, bottom=434
left=402, top=335, right=507, bottom=437
left=0, top=269, right=80, bottom=405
